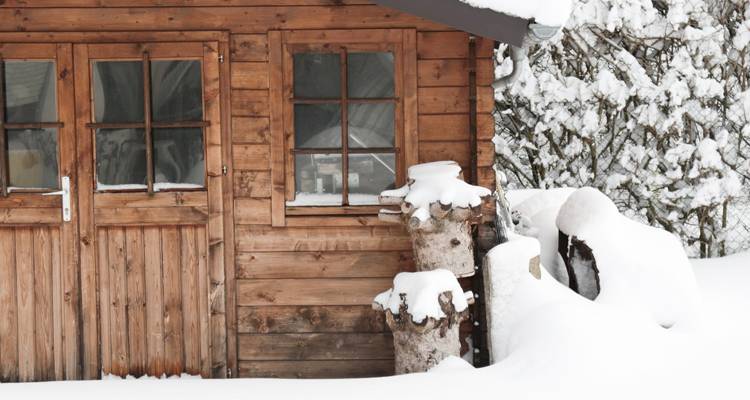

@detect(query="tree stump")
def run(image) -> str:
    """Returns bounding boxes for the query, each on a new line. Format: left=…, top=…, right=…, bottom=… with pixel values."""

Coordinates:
left=374, top=290, right=470, bottom=374
left=379, top=161, right=492, bottom=277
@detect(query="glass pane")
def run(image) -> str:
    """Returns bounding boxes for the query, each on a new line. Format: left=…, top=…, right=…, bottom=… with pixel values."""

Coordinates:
left=151, top=60, right=203, bottom=122
left=4, top=61, right=57, bottom=123
left=293, top=53, right=341, bottom=99
left=93, top=61, right=144, bottom=123
left=348, top=153, right=396, bottom=205
left=291, top=154, right=343, bottom=206
left=348, top=52, right=394, bottom=98
left=294, top=104, right=342, bottom=149
left=348, top=103, right=395, bottom=148
left=96, top=128, right=147, bottom=189
left=154, top=128, right=205, bottom=188
left=7, top=129, right=59, bottom=189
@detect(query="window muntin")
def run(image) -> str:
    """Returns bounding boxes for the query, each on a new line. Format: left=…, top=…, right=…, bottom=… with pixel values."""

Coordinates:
left=91, top=58, right=206, bottom=192
left=1, top=60, right=60, bottom=194
left=289, top=49, right=398, bottom=207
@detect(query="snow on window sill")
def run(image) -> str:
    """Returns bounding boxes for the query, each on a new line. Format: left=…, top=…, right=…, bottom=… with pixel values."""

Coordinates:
left=286, top=193, right=381, bottom=207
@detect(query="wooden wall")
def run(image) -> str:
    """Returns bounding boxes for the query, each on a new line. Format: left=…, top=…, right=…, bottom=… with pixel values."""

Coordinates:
left=0, top=0, right=497, bottom=380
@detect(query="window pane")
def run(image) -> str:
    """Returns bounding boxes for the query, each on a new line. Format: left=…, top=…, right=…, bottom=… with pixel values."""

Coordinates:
left=294, top=104, right=342, bottom=149
left=154, top=128, right=205, bottom=188
left=348, top=52, right=394, bottom=98
left=348, top=103, right=395, bottom=148
left=294, top=53, right=341, bottom=99
left=348, top=153, right=396, bottom=205
left=151, top=60, right=203, bottom=122
left=4, top=61, right=57, bottom=123
left=291, top=154, right=343, bottom=206
left=96, top=128, right=147, bottom=189
left=93, top=61, right=144, bottom=123
left=7, top=129, right=59, bottom=189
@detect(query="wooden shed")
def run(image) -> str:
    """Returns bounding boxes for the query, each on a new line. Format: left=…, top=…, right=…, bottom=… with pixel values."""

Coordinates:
left=0, top=0, right=528, bottom=382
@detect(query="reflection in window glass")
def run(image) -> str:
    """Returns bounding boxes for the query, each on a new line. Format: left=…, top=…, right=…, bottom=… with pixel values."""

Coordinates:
left=151, top=60, right=203, bottom=122
left=93, top=61, right=144, bottom=123
left=154, top=128, right=205, bottom=187
left=4, top=61, right=57, bottom=123
left=7, top=129, right=59, bottom=189
left=96, top=128, right=147, bottom=188
left=348, top=52, right=394, bottom=98
left=348, top=153, right=395, bottom=205
left=292, top=154, right=343, bottom=205
left=348, top=103, right=395, bottom=148
left=294, top=53, right=341, bottom=99
left=294, top=104, right=342, bottom=148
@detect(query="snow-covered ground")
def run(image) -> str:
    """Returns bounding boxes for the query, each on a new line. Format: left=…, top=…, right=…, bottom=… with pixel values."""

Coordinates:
left=2, top=189, right=749, bottom=399
left=1, top=252, right=747, bottom=399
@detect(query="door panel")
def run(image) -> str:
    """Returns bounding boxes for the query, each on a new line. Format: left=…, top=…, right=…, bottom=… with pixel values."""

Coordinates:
left=74, top=42, right=226, bottom=379
left=0, top=44, right=79, bottom=382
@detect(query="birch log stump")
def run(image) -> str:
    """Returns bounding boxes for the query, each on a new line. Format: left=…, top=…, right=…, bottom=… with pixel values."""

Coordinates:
left=374, top=289, right=471, bottom=374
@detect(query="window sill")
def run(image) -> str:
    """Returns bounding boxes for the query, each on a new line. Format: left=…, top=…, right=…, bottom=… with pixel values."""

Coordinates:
left=285, top=205, right=390, bottom=216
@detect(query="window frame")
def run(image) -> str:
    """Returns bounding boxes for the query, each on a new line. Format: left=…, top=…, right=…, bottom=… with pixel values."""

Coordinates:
left=273, top=29, right=417, bottom=221
left=86, top=50, right=209, bottom=194
left=0, top=48, right=64, bottom=197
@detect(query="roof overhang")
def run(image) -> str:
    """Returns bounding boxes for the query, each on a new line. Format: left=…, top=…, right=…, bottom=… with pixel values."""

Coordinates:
left=371, top=0, right=529, bottom=47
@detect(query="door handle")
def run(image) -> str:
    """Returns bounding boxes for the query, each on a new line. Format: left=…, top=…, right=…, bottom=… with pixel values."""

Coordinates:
left=43, top=176, right=72, bottom=222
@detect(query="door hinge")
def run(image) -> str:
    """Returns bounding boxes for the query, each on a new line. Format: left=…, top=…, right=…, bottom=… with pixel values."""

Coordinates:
left=219, top=54, right=225, bottom=63
left=222, top=165, right=229, bottom=176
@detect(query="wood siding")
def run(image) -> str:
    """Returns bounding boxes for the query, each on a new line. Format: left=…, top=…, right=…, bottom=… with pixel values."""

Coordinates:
left=0, top=0, right=497, bottom=380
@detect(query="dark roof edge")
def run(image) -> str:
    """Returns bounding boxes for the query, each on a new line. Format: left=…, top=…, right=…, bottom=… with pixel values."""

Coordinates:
left=371, top=0, right=529, bottom=47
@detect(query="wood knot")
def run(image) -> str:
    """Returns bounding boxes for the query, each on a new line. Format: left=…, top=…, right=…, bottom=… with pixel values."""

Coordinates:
left=450, top=238, right=461, bottom=247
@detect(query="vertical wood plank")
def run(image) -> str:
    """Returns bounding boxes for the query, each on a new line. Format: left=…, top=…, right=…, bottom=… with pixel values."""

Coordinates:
left=74, top=43, right=97, bottom=380
left=0, top=229, right=18, bottom=382
left=180, top=227, right=200, bottom=375
left=50, top=228, right=63, bottom=381
left=220, top=38, right=238, bottom=378
left=268, top=30, right=286, bottom=227
left=15, top=228, right=35, bottom=381
left=161, top=227, right=184, bottom=376
left=126, top=227, right=147, bottom=377
left=33, top=228, right=54, bottom=381
left=196, top=227, right=211, bottom=377
left=403, top=29, right=419, bottom=170
left=108, top=227, right=129, bottom=376
left=204, top=40, right=228, bottom=378
left=143, top=227, right=165, bottom=377
left=57, top=43, right=82, bottom=381
left=97, top=228, right=112, bottom=375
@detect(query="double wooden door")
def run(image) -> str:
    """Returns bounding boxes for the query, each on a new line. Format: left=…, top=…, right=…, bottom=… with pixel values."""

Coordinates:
left=0, top=41, right=227, bottom=381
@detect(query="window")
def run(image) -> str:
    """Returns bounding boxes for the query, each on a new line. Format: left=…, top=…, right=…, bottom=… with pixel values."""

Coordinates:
left=286, top=46, right=400, bottom=207
left=90, top=56, right=206, bottom=193
left=0, top=60, right=61, bottom=196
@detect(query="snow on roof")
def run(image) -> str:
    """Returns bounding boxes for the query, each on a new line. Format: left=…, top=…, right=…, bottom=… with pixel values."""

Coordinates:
left=374, top=269, right=469, bottom=323
left=459, top=0, right=573, bottom=27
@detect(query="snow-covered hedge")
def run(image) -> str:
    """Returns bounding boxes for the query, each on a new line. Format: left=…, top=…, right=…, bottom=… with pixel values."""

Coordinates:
left=495, top=0, right=750, bottom=258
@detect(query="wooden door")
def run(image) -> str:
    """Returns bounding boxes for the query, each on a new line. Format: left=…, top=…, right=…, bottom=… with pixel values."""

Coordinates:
left=73, top=42, right=227, bottom=378
left=0, top=44, right=80, bottom=382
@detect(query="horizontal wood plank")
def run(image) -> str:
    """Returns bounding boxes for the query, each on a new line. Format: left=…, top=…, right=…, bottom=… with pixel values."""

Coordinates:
left=418, top=114, right=469, bottom=142
left=0, top=194, right=58, bottom=208
left=234, top=198, right=272, bottom=225
left=238, top=333, right=393, bottom=360
left=0, top=208, right=60, bottom=224
left=231, top=62, right=269, bottom=90
left=237, top=278, right=392, bottom=306
left=94, top=207, right=208, bottom=226
left=234, top=170, right=272, bottom=198
left=418, top=59, right=493, bottom=87
left=237, top=305, right=387, bottom=334
left=418, top=87, right=469, bottom=114
left=230, top=34, right=268, bottom=62
left=235, top=226, right=411, bottom=252
left=238, top=359, right=393, bottom=379
left=233, top=144, right=270, bottom=170
left=232, top=117, right=270, bottom=144
left=236, top=251, right=413, bottom=279
left=94, top=192, right=207, bottom=209
left=231, top=90, right=269, bottom=117
left=419, top=141, right=471, bottom=168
